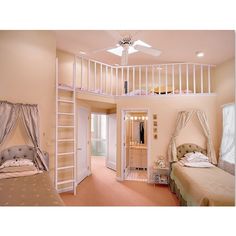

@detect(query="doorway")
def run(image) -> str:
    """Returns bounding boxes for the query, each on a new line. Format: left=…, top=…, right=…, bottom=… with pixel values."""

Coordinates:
left=122, top=110, right=149, bottom=182
left=91, top=113, right=117, bottom=172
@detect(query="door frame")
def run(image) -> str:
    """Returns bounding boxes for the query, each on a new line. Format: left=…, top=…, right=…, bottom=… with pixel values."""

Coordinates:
left=76, top=105, right=90, bottom=185
left=106, top=113, right=117, bottom=170
left=121, top=108, right=151, bottom=182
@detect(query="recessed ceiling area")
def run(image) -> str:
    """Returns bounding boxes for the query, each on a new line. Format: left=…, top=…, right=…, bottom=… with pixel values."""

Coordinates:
left=55, top=30, right=235, bottom=65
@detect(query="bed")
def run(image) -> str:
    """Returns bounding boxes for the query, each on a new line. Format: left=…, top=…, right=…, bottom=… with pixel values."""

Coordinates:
left=170, top=143, right=235, bottom=206
left=0, top=145, right=64, bottom=206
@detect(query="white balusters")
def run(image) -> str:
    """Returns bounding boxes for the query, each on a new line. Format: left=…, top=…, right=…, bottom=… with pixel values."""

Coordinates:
left=158, top=65, right=161, bottom=95
left=186, top=64, right=189, bottom=94
left=172, top=64, right=175, bottom=94
left=133, top=67, right=135, bottom=95
left=152, top=66, right=154, bottom=95
left=179, top=64, right=182, bottom=94
left=111, top=67, right=113, bottom=95
left=139, top=66, right=141, bottom=95
left=121, top=67, right=124, bottom=95
left=200, top=65, right=203, bottom=93
left=145, top=66, right=148, bottom=95
left=165, top=65, right=168, bottom=94
left=76, top=57, right=213, bottom=97
left=193, top=64, right=196, bottom=94
left=100, top=64, right=102, bottom=93
left=88, top=60, right=90, bottom=91
left=105, top=66, right=108, bottom=94
left=94, top=62, right=97, bottom=92
left=81, top=57, right=83, bottom=89
left=208, top=65, right=211, bottom=94
left=116, top=67, right=118, bottom=96
left=127, top=67, right=129, bottom=95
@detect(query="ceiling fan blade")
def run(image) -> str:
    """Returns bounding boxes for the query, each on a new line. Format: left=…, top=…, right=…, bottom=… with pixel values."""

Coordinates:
left=121, top=48, right=128, bottom=66
left=134, top=45, right=162, bottom=57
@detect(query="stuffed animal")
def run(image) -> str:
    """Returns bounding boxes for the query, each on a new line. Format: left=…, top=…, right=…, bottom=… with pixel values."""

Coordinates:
left=154, top=156, right=166, bottom=169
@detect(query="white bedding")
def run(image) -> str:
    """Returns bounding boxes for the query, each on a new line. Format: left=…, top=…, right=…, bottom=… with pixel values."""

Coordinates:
left=179, top=152, right=214, bottom=168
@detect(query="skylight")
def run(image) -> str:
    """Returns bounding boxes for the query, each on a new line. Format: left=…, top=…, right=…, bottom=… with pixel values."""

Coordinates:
left=107, top=40, right=151, bottom=57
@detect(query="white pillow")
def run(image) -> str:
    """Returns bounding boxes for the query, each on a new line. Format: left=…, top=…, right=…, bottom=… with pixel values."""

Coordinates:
left=183, top=152, right=208, bottom=162
left=0, top=158, right=34, bottom=169
left=183, top=161, right=214, bottom=168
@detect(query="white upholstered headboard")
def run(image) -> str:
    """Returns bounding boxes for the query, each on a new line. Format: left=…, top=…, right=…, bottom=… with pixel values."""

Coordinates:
left=0, top=145, right=49, bottom=169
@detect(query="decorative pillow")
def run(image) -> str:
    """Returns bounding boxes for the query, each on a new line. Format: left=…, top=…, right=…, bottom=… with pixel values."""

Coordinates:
left=0, top=158, right=34, bottom=169
left=0, top=165, right=37, bottom=173
left=183, top=152, right=208, bottom=162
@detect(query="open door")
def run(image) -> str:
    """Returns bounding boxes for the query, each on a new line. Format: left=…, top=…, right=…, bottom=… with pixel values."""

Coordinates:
left=77, top=106, right=89, bottom=184
left=106, top=113, right=117, bottom=171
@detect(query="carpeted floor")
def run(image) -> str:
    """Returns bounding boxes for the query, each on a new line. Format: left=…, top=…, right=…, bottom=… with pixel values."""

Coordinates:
left=60, top=156, right=179, bottom=206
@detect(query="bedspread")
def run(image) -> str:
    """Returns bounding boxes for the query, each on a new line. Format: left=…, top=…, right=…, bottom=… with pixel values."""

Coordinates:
left=170, top=163, right=235, bottom=206
left=0, top=172, right=64, bottom=206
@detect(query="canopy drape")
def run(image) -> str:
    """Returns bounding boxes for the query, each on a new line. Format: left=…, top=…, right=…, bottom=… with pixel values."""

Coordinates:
left=0, top=101, right=48, bottom=171
left=168, top=109, right=217, bottom=164
left=0, top=101, right=19, bottom=145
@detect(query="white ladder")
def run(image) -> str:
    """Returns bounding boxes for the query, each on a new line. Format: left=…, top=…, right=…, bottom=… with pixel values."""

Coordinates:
left=55, top=56, right=77, bottom=195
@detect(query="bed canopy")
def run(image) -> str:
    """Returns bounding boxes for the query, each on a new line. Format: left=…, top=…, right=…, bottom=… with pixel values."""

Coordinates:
left=0, top=101, right=48, bottom=171
left=168, top=109, right=217, bottom=164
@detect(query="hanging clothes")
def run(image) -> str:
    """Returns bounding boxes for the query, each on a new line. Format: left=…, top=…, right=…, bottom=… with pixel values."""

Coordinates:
left=140, top=122, right=144, bottom=144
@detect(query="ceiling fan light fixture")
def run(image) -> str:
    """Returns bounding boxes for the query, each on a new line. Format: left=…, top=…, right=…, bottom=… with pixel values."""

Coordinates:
left=107, top=40, right=150, bottom=57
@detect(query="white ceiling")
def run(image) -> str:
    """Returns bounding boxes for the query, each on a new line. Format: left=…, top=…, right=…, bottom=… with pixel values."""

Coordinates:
left=55, top=30, right=235, bottom=65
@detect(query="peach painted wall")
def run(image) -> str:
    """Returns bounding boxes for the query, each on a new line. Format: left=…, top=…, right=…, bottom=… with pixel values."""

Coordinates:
left=0, top=31, right=56, bottom=174
left=212, top=58, right=235, bottom=151
left=115, top=95, right=218, bottom=177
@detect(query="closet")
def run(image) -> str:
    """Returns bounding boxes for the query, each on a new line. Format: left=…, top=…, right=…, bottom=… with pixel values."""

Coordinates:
left=124, top=111, right=148, bottom=181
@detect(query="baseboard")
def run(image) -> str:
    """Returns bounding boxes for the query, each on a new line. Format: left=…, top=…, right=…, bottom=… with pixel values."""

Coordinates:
left=57, top=186, right=73, bottom=193
left=116, top=176, right=123, bottom=181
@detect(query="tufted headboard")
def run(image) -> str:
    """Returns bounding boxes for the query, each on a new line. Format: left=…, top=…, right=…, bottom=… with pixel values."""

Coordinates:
left=176, top=143, right=207, bottom=160
left=0, top=145, right=49, bottom=169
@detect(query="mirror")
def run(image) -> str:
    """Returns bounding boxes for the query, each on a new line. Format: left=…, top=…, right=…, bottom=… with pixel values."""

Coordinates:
left=125, top=112, right=148, bottom=146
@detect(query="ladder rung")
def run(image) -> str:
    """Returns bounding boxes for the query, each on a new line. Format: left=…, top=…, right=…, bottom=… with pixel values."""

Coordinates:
left=58, top=125, right=75, bottom=128
left=58, top=85, right=74, bottom=91
left=57, top=179, right=74, bottom=185
left=58, top=99, right=74, bottom=104
left=58, top=165, right=74, bottom=170
left=58, top=112, right=74, bottom=116
left=57, top=152, right=74, bottom=156
left=58, top=139, right=75, bottom=142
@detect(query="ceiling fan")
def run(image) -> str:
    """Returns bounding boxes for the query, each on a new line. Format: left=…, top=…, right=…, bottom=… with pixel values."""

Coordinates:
left=117, top=36, right=162, bottom=65
left=91, top=32, right=162, bottom=66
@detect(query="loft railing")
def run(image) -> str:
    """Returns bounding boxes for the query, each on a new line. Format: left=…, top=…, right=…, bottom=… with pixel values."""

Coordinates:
left=58, top=56, right=215, bottom=96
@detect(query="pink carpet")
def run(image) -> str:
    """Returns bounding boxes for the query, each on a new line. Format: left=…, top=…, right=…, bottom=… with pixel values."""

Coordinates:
left=60, top=156, right=179, bottom=206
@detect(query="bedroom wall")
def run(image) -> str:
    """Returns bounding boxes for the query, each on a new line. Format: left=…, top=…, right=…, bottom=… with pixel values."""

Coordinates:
left=212, top=58, right=235, bottom=151
left=0, top=31, right=56, bottom=175
left=115, top=95, right=218, bottom=178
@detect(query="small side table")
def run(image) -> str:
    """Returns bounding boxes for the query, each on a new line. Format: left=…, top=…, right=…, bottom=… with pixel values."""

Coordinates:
left=151, top=167, right=170, bottom=185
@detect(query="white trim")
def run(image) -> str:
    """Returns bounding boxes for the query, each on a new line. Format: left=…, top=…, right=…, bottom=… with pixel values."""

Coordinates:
left=121, top=108, right=151, bottom=182
left=57, top=186, right=73, bottom=194
left=116, top=176, right=123, bottom=181
left=76, top=105, right=90, bottom=186
left=106, top=113, right=117, bottom=171
left=221, top=103, right=235, bottom=108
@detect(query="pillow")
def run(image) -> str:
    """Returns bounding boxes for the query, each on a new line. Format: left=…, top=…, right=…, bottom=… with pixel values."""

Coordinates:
left=183, top=152, right=208, bottom=162
left=182, top=161, right=214, bottom=168
left=0, top=158, right=34, bottom=169
left=0, top=165, right=37, bottom=173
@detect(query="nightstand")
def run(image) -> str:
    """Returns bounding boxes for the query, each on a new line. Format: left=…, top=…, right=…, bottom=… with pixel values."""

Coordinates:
left=151, top=167, right=170, bottom=185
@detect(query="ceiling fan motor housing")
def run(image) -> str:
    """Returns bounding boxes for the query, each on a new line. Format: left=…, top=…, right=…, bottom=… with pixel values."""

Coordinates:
left=119, top=37, right=133, bottom=48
